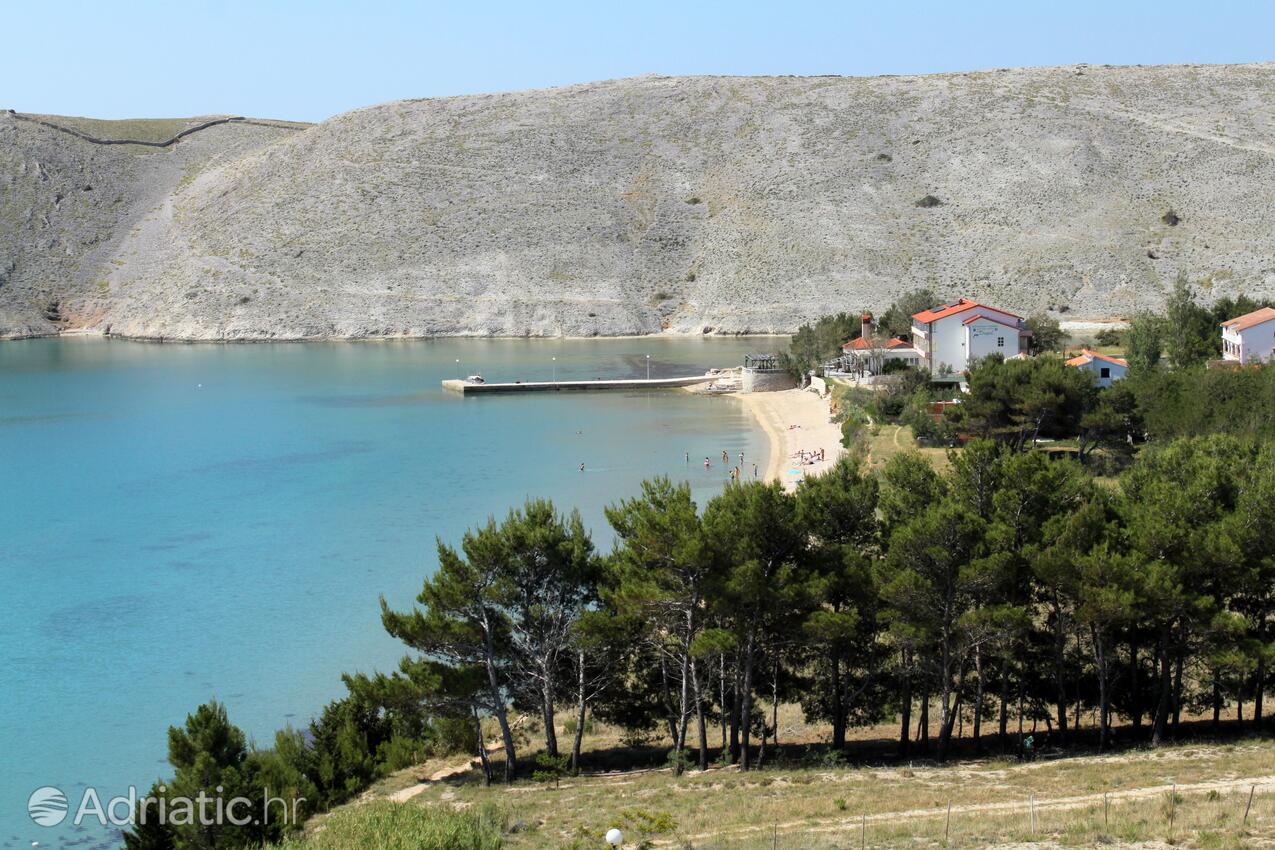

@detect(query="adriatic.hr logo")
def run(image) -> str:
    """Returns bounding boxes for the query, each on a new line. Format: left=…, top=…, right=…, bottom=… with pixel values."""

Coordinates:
left=26, top=784, right=302, bottom=829
left=26, top=787, right=69, bottom=827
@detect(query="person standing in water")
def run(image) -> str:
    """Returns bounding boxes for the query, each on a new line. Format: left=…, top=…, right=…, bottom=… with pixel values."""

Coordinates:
left=704, top=457, right=711, bottom=469
left=685, top=451, right=689, bottom=464
left=579, top=463, right=585, bottom=472
left=722, top=449, right=729, bottom=463
left=739, top=451, right=744, bottom=465
left=752, top=463, right=758, bottom=478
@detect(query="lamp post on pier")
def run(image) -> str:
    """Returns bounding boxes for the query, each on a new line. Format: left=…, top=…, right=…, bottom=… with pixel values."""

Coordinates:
left=552, top=356, right=557, bottom=383
left=646, top=354, right=651, bottom=380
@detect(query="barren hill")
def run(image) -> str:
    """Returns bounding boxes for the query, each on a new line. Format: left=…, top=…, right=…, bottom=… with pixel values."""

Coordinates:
left=4, top=63, right=1275, bottom=340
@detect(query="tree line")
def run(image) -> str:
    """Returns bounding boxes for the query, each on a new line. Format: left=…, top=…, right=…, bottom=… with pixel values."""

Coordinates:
left=131, top=432, right=1275, bottom=850
left=380, top=434, right=1274, bottom=783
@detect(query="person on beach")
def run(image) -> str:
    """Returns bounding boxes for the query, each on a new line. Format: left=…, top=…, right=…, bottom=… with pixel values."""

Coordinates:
left=734, top=466, right=740, bottom=480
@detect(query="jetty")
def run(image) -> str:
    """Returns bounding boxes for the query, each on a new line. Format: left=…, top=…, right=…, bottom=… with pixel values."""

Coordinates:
left=441, top=373, right=716, bottom=394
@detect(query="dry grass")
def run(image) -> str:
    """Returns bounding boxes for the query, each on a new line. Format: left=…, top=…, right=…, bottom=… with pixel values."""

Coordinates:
left=368, top=727, right=1275, bottom=849
left=864, top=423, right=952, bottom=473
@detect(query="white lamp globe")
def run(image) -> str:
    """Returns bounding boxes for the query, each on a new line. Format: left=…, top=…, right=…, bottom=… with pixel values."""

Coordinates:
left=605, top=827, right=623, bottom=846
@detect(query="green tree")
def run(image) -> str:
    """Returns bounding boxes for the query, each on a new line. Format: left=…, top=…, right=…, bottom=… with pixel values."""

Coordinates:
left=795, top=457, right=883, bottom=749
left=605, top=478, right=716, bottom=772
left=954, top=356, right=1094, bottom=448
left=880, top=288, right=942, bottom=338
left=380, top=518, right=520, bottom=782
left=122, top=783, right=176, bottom=850
left=164, top=701, right=264, bottom=850
left=499, top=500, right=598, bottom=758
left=879, top=499, right=993, bottom=760
left=1124, top=314, right=1165, bottom=373
left=782, top=313, right=861, bottom=375
left=877, top=451, right=947, bottom=532
left=1163, top=276, right=1216, bottom=367
left=702, top=480, right=808, bottom=769
left=1122, top=436, right=1251, bottom=745
left=1025, top=313, right=1065, bottom=354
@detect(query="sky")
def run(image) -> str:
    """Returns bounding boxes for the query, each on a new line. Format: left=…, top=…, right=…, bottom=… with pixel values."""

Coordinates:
left=3, top=0, right=1272, bottom=123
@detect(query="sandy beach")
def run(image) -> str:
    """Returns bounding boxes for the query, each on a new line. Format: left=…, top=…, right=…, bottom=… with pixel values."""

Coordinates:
left=736, top=388, right=844, bottom=491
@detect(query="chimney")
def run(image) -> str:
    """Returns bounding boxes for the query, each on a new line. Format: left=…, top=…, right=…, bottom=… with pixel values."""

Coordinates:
left=861, top=312, right=874, bottom=341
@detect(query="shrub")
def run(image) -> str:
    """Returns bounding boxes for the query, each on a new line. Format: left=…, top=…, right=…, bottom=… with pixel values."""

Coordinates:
left=377, top=736, right=430, bottom=772
left=665, top=747, right=692, bottom=774
left=915, top=194, right=943, bottom=208
left=1094, top=327, right=1123, bottom=347
left=281, top=801, right=504, bottom=850
left=561, top=716, right=594, bottom=735
left=532, top=751, right=571, bottom=787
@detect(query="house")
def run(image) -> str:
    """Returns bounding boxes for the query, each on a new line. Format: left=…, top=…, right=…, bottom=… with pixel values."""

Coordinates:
left=1065, top=350, right=1128, bottom=388
left=1220, top=306, right=1275, bottom=364
left=910, top=298, right=1029, bottom=375
left=837, top=313, right=923, bottom=376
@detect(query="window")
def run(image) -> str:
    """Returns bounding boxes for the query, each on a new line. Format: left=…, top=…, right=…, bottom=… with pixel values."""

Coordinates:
left=1100, top=367, right=1110, bottom=378
left=997, top=337, right=1005, bottom=348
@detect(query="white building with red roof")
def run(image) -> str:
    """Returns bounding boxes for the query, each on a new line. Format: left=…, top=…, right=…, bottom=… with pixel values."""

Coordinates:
left=909, top=298, right=1028, bottom=375
left=1220, top=306, right=1275, bottom=364
left=836, top=313, right=922, bottom=377
left=1065, top=350, right=1128, bottom=388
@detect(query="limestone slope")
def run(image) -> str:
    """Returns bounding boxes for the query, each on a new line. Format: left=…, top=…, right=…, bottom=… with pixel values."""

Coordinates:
left=6, top=63, right=1275, bottom=339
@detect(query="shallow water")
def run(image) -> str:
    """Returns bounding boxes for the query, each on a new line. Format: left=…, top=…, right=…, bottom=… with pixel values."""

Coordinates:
left=0, top=336, right=775, bottom=847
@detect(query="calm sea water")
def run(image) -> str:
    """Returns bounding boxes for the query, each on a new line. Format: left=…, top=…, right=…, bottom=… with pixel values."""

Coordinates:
left=0, top=337, right=774, bottom=848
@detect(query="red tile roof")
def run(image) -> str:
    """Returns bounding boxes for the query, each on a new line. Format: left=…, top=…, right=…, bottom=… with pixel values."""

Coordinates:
left=841, top=336, right=913, bottom=352
left=1066, top=349, right=1128, bottom=368
left=1220, top=306, right=1275, bottom=332
left=961, top=314, right=1021, bottom=329
left=911, top=298, right=1023, bottom=324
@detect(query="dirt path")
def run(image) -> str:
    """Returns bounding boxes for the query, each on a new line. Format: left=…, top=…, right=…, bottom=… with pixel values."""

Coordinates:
left=387, top=757, right=487, bottom=802
left=670, top=773, right=1275, bottom=844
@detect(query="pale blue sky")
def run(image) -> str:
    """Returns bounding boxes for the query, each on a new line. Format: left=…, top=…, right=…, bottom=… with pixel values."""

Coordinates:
left=3, top=0, right=1271, bottom=122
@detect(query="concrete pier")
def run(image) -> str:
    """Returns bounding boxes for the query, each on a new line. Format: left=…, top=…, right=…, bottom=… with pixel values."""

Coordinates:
left=441, top=374, right=715, bottom=394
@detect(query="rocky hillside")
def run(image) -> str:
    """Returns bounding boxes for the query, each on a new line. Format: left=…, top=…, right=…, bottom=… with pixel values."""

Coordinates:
left=4, top=63, right=1275, bottom=340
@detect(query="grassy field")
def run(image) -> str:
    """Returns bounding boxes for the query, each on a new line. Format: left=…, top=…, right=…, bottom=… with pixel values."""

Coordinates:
left=863, top=422, right=952, bottom=473
left=286, top=707, right=1275, bottom=850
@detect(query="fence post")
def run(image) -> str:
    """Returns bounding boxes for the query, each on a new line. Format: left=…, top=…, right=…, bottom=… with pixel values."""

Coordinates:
left=1103, top=792, right=1109, bottom=829
left=945, top=801, right=951, bottom=842
left=860, top=813, right=866, bottom=850
left=1029, top=795, right=1036, bottom=834
left=1243, top=785, right=1256, bottom=825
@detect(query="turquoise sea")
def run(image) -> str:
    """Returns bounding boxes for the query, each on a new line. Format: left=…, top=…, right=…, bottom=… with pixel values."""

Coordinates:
left=0, top=337, right=773, bottom=849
